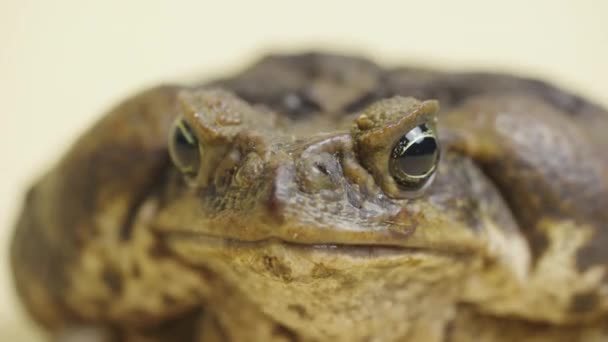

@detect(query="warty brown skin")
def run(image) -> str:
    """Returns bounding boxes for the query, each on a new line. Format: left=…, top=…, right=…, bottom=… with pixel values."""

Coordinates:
left=10, top=53, right=608, bottom=341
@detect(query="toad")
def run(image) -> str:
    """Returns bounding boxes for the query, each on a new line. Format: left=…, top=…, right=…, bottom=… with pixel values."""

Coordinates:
left=11, top=53, right=608, bottom=341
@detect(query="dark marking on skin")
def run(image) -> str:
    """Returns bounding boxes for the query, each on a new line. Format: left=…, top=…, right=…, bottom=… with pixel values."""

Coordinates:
left=451, top=303, right=608, bottom=341
left=131, top=264, right=141, bottom=278
left=148, top=235, right=174, bottom=259
left=118, top=198, right=144, bottom=242
left=123, top=308, right=202, bottom=342
left=119, top=165, right=170, bottom=241
left=162, top=294, right=176, bottom=306
left=11, top=193, right=80, bottom=327
left=311, top=263, right=337, bottom=278
left=262, top=256, right=293, bottom=282
left=55, top=324, right=119, bottom=342
left=273, top=323, right=299, bottom=342
left=442, top=316, right=455, bottom=342
left=576, top=227, right=608, bottom=271
left=200, top=312, right=231, bottom=342
left=102, top=267, right=123, bottom=295
left=336, top=274, right=359, bottom=291
left=88, top=301, right=112, bottom=321
left=152, top=231, right=220, bottom=283
left=287, top=304, right=311, bottom=320
left=569, top=291, right=599, bottom=313
left=528, top=230, right=550, bottom=265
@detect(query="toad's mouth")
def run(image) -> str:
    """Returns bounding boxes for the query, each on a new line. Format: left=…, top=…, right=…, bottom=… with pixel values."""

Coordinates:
left=160, top=230, right=481, bottom=266
left=151, top=193, right=530, bottom=277
left=152, top=192, right=490, bottom=256
left=155, top=218, right=529, bottom=286
left=152, top=211, right=505, bottom=259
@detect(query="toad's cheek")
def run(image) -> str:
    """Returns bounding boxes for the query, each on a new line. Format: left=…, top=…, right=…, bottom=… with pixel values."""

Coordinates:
left=438, top=94, right=608, bottom=321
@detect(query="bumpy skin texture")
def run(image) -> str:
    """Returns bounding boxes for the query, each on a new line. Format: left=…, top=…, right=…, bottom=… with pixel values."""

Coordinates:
left=11, top=53, right=608, bottom=341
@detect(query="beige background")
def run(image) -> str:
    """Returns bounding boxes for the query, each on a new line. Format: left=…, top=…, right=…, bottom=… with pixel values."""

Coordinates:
left=1, top=0, right=607, bottom=339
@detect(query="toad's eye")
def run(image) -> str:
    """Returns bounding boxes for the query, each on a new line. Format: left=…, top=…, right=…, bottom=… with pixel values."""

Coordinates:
left=389, top=123, right=439, bottom=192
left=169, top=117, right=200, bottom=178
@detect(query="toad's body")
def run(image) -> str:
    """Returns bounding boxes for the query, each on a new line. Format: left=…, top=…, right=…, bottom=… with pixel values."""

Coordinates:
left=11, top=53, right=608, bottom=341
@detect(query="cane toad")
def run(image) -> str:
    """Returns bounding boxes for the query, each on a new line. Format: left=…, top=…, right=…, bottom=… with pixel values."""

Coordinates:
left=11, top=53, right=608, bottom=341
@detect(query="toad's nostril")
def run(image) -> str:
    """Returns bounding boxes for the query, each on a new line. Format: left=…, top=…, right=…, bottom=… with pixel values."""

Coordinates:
left=296, top=152, right=343, bottom=193
left=314, top=162, right=329, bottom=175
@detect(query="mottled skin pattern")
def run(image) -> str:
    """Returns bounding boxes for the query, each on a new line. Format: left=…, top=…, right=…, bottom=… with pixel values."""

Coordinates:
left=10, top=53, right=608, bottom=341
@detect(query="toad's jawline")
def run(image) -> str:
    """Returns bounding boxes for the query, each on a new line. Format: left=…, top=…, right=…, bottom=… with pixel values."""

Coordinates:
left=161, top=230, right=477, bottom=259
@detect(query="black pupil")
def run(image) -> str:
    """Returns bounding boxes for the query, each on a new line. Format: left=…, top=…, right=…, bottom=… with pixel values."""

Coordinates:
left=395, top=136, right=438, bottom=176
left=170, top=119, right=199, bottom=175
left=390, top=124, right=439, bottom=189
